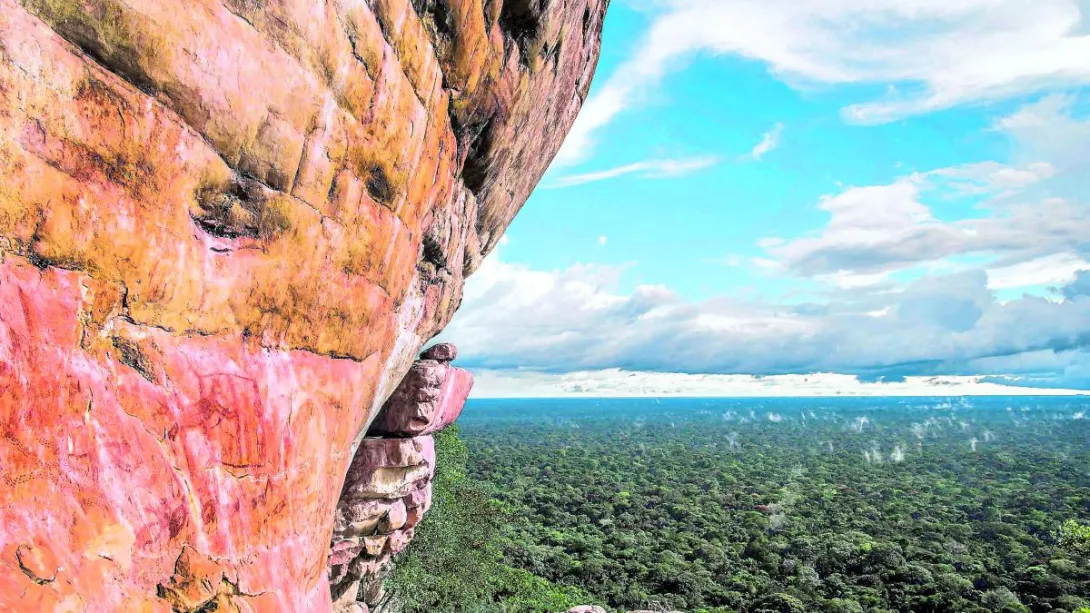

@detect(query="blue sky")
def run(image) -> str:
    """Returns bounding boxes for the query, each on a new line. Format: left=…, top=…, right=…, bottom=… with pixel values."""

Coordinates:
left=440, top=0, right=1090, bottom=396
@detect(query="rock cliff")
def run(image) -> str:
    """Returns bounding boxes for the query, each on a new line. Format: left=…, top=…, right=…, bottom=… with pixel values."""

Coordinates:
left=0, top=0, right=607, bottom=610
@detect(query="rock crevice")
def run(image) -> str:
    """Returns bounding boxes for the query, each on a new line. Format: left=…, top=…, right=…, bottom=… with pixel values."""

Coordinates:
left=330, top=344, right=471, bottom=612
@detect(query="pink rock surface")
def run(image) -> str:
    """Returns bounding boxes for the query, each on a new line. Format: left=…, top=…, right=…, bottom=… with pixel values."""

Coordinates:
left=420, top=343, right=458, bottom=361
left=0, top=258, right=361, bottom=612
left=0, top=0, right=606, bottom=608
left=369, top=360, right=475, bottom=436
left=404, top=482, right=435, bottom=529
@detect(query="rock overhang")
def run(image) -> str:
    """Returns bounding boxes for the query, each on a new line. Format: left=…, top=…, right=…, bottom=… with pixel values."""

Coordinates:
left=0, top=0, right=608, bottom=609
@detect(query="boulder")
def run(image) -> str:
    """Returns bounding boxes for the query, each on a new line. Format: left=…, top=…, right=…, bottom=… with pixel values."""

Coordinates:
left=421, top=343, right=458, bottom=362
left=369, top=360, right=475, bottom=437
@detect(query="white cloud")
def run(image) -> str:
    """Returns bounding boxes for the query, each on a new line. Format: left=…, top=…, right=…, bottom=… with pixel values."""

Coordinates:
left=470, top=369, right=1086, bottom=398
left=448, top=91, right=1090, bottom=392
left=598, top=235, right=608, bottom=246
left=763, top=155, right=1086, bottom=281
left=748, top=123, right=784, bottom=160
left=546, top=156, right=718, bottom=188
left=930, top=161, right=1058, bottom=195
left=439, top=248, right=1090, bottom=386
left=986, top=252, right=1090, bottom=290
left=556, top=0, right=1090, bottom=163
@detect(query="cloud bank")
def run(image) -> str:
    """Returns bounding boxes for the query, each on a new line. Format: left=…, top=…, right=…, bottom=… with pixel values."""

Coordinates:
left=471, top=370, right=1085, bottom=398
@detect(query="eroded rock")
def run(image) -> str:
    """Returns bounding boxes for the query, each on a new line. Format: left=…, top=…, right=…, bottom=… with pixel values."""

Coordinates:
left=369, top=359, right=475, bottom=437
left=0, top=0, right=607, bottom=609
left=327, top=345, right=474, bottom=608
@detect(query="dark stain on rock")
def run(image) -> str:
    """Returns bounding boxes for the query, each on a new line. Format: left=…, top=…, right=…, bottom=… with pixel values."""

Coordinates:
left=365, top=164, right=395, bottom=206
left=500, top=0, right=544, bottom=69
left=111, top=335, right=155, bottom=382
left=193, top=178, right=290, bottom=241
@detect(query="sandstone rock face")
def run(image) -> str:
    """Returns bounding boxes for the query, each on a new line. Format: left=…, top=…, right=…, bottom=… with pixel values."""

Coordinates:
left=368, top=357, right=474, bottom=437
left=328, top=346, right=470, bottom=609
left=329, top=436, right=435, bottom=609
left=0, top=0, right=607, bottom=609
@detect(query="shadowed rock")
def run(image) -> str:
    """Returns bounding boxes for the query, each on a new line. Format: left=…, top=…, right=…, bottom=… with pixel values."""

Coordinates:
left=329, top=436, right=435, bottom=608
left=421, top=342, right=458, bottom=361
left=328, top=343, right=475, bottom=608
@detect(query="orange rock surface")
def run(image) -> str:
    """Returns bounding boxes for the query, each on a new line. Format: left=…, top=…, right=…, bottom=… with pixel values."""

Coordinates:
left=0, top=0, right=607, bottom=609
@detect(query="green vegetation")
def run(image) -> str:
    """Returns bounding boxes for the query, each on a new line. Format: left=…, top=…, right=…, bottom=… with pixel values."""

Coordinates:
left=455, top=398, right=1090, bottom=613
left=387, top=426, right=594, bottom=612
left=1058, top=520, right=1090, bottom=558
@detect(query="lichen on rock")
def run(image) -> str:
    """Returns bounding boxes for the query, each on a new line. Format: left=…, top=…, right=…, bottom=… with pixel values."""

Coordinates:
left=0, top=0, right=608, bottom=609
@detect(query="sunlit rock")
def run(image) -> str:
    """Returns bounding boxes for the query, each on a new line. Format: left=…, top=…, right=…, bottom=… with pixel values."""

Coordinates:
left=0, top=0, right=607, bottom=608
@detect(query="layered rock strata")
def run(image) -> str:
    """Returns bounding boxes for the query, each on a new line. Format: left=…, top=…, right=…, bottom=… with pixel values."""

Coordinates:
left=329, top=436, right=434, bottom=612
left=328, top=344, right=470, bottom=611
left=0, top=0, right=607, bottom=610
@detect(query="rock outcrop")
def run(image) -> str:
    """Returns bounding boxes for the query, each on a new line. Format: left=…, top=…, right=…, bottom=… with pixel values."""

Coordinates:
left=327, top=344, right=473, bottom=610
left=0, top=0, right=607, bottom=609
left=329, top=436, right=434, bottom=611
left=369, top=343, right=473, bottom=437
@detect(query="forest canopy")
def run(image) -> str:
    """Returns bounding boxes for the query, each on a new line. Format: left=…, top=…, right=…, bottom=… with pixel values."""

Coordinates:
left=393, top=397, right=1090, bottom=613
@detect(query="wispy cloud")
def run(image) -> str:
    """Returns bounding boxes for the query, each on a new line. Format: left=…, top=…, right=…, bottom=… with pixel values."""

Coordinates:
left=747, top=123, right=784, bottom=160
left=555, top=0, right=1090, bottom=164
left=546, top=156, right=718, bottom=188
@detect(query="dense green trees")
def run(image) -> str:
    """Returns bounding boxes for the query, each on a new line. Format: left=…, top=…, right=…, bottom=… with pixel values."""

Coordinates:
left=1059, top=520, right=1090, bottom=559
left=459, top=398, right=1090, bottom=612
left=387, top=426, right=593, bottom=612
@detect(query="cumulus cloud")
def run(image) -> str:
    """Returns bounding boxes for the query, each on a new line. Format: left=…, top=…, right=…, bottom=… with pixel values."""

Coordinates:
left=546, top=156, right=718, bottom=188
left=760, top=167, right=1090, bottom=280
left=759, top=98, right=1090, bottom=284
left=443, top=92, right=1090, bottom=389
left=447, top=84, right=1090, bottom=393
left=987, top=253, right=1090, bottom=291
left=555, top=0, right=1090, bottom=163
left=438, top=247, right=1090, bottom=388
